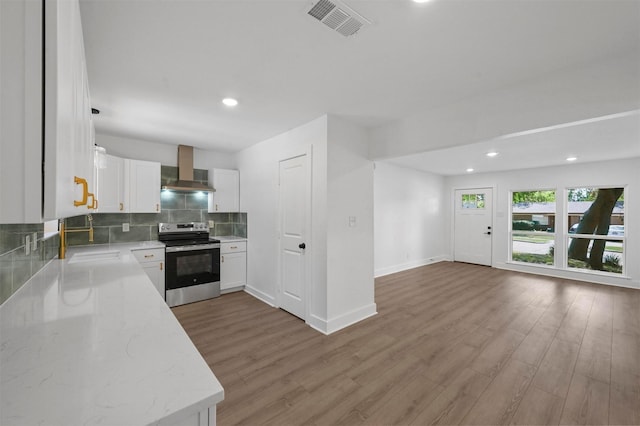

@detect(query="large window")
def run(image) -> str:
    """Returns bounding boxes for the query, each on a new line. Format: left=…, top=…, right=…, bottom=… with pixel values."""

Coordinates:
left=511, top=190, right=556, bottom=266
left=567, top=187, right=625, bottom=275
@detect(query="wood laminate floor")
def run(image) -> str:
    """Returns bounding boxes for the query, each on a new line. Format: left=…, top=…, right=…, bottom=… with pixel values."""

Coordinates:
left=172, top=262, right=640, bottom=425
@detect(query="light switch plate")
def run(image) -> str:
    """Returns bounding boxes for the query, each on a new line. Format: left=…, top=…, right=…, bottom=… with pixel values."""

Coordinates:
left=25, top=235, right=31, bottom=255
left=32, top=232, right=37, bottom=251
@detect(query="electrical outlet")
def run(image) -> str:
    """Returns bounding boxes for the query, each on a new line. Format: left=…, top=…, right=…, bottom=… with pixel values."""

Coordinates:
left=208, top=220, right=215, bottom=228
left=25, top=235, right=31, bottom=255
left=122, top=223, right=130, bottom=232
left=32, top=232, right=38, bottom=251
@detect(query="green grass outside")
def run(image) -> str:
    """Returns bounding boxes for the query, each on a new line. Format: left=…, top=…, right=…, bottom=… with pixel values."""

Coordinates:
left=568, top=259, right=622, bottom=274
left=512, top=253, right=622, bottom=273
left=512, top=253, right=553, bottom=265
left=605, top=244, right=623, bottom=253
left=512, top=235, right=555, bottom=244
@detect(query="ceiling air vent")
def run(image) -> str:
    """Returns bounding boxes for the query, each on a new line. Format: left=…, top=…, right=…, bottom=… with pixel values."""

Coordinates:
left=307, top=0, right=370, bottom=37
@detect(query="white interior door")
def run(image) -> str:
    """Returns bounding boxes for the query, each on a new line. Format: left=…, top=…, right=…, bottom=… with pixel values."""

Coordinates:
left=454, top=188, right=493, bottom=266
left=278, top=155, right=309, bottom=319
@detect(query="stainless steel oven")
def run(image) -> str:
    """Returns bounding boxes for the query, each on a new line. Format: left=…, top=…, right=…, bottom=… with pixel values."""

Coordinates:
left=159, top=223, right=221, bottom=307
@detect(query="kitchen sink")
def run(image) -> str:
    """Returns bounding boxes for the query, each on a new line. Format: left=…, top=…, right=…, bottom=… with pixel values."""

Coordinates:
left=68, top=250, right=121, bottom=264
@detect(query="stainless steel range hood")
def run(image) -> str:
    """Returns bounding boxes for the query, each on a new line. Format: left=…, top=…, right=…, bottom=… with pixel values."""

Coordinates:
left=161, top=145, right=216, bottom=192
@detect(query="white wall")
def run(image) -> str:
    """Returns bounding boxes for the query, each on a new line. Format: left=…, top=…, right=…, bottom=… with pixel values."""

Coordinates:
left=444, top=157, right=640, bottom=289
left=374, top=162, right=448, bottom=277
left=95, top=133, right=236, bottom=169
left=236, top=116, right=328, bottom=322
left=237, top=115, right=377, bottom=334
left=325, top=116, right=376, bottom=331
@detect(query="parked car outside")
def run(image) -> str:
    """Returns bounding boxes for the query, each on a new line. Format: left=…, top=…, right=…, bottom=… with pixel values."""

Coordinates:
left=568, top=223, right=624, bottom=236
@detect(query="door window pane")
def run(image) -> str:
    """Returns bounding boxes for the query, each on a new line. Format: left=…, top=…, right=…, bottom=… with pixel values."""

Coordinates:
left=462, top=193, right=485, bottom=209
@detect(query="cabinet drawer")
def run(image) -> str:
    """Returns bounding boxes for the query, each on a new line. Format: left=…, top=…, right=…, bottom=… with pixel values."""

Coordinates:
left=132, top=248, right=165, bottom=263
left=221, top=241, right=246, bottom=254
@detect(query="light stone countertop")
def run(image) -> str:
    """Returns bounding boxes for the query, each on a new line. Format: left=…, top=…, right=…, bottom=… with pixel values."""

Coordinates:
left=214, top=235, right=247, bottom=242
left=0, top=242, right=224, bottom=426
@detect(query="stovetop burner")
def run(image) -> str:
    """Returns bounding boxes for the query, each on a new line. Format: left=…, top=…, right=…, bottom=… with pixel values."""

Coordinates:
left=162, top=238, right=220, bottom=248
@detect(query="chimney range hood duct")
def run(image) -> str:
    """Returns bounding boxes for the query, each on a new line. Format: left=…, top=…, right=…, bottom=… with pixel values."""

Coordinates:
left=161, top=145, right=216, bottom=192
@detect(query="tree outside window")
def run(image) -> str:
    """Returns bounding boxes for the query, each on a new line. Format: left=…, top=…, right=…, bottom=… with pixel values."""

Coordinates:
left=567, top=187, right=624, bottom=274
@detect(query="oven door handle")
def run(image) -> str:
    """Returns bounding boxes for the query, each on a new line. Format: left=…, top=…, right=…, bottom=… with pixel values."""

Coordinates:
left=165, top=243, right=220, bottom=253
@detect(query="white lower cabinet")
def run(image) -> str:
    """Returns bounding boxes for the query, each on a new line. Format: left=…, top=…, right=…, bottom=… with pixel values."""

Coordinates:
left=132, top=248, right=165, bottom=298
left=170, top=406, right=216, bottom=426
left=220, top=241, right=246, bottom=292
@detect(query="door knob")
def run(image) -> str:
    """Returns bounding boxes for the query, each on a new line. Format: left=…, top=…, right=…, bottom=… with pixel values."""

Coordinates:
left=299, top=243, right=306, bottom=249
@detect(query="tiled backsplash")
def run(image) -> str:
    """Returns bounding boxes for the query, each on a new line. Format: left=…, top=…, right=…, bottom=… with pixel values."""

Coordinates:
left=64, top=209, right=247, bottom=246
left=0, top=224, right=60, bottom=305
left=1, top=165, right=247, bottom=304
left=65, top=166, right=246, bottom=246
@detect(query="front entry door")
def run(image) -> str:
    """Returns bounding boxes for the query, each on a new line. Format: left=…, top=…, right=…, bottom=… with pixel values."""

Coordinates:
left=278, top=155, right=309, bottom=319
left=454, top=188, right=493, bottom=266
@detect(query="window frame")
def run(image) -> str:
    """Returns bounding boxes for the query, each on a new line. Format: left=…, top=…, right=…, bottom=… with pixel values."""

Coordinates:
left=564, top=186, right=626, bottom=277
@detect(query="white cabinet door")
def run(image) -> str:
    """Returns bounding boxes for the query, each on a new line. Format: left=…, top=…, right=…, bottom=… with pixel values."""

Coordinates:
left=0, top=0, right=43, bottom=223
left=220, top=249, right=246, bottom=291
left=96, top=153, right=126, bottom=213
left=132, top=248, right=165, bottom=298
left=208, top=169, right=239, bottom=213
left=1, top=0, right=94, bottom=222
left=142, top=262, right=165, bottom=298
left=43, top=0, right=95, bottom=220
left=127, top=159, right=161, bottom=213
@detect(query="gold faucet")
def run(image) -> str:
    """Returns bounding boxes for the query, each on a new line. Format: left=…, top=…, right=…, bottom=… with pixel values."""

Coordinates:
left=59, top=214, right=94, bottom=260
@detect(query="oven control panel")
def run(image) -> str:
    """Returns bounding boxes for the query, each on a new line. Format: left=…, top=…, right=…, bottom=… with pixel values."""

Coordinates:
left=159, top=222, right=209, bottom=233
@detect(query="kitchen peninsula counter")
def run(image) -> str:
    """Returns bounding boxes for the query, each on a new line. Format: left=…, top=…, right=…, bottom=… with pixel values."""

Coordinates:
left=0, top=242, right=224, bottom=425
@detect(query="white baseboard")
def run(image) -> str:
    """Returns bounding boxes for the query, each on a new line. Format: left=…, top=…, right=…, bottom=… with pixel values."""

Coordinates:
left=307, top=314, right=330, bottom=335
left=244, top=285, right=276, bottom=306
left=375, top=255, right=449, bottom=278
left=307, top=303, right=378, bottom=335
left=221, top=285, right=244, bottom=295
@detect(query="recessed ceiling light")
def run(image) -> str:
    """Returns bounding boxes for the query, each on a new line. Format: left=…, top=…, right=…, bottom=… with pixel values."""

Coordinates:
left=413, top=0, right=431, bottom=3
left=222, top=98, right=238, bottom=107
left=566, top=156, right=577, bottom=162
left=466, top=168, right=474, bottom=173
left=486, top=151, right=499, bottom=157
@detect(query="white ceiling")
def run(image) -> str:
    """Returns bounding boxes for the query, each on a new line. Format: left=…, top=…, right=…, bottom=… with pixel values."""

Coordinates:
left=387, top=111, right=640, bottom=175
left=79, top=0, right=640, bottom=173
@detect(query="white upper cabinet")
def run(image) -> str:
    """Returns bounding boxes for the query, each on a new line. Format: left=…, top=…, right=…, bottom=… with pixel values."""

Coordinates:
left=0, top=0, right=95, bottom=223
left=43, top=0, right=96, bottom=220
left=1, top=0, right=45, bottom=223
left=127, top=160, right=161, bottom=213
left=95, top=152, right=126, bottom=213
left=208, top=169, right=240, bottom=213
left=95, top=154, right=161, bottom=214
